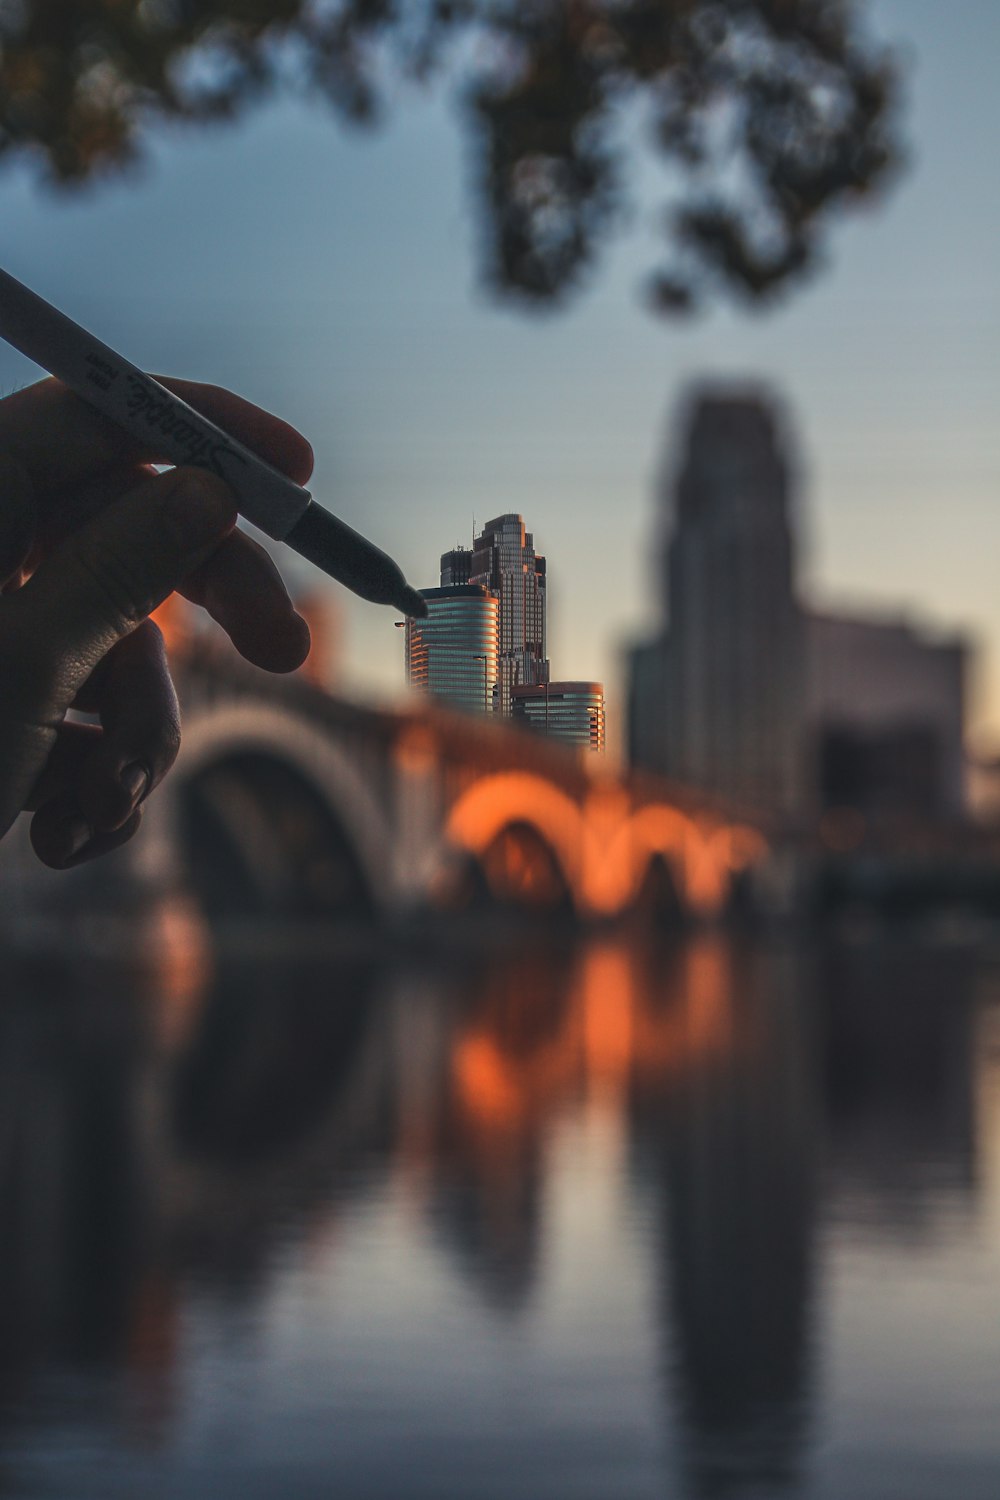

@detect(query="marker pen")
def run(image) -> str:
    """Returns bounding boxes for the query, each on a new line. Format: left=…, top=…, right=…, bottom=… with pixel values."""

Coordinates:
left=0, top=267, right=427, bottom=617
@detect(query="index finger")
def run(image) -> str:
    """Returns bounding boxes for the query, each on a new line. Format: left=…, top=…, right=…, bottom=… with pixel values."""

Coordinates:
left=0, top=376, right=314, bottom=500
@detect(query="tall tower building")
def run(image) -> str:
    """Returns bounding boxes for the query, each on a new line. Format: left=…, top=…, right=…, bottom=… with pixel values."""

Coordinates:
left=656, top=389, right=803, bottom=814
left=461, top=515, right=549, bottom=715
left=405, top=585, right=498, bottom=714
left=629, top=383, right=969, bottom=823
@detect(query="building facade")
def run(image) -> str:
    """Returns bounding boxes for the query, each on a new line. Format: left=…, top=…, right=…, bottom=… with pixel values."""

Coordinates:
left=628, top=384, right=969, bottom=823
left=450, top=515, right=549, bottom=715
left=804, top=610, right=967, bottom=818
left=405, top=585, right=498, bottom=715
left=511, top=682, right=606, bottom=753
left=440, top=546, right=473, bottom=587
left=630, top=388, right=803, bottom=815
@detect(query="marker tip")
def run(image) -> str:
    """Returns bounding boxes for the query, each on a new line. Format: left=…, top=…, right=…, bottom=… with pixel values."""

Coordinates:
left=398, top=586, right=428, bottom=619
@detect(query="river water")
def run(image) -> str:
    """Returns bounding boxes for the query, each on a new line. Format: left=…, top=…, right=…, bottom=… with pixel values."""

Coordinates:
left=2, top=923, right=1000, bottom=1498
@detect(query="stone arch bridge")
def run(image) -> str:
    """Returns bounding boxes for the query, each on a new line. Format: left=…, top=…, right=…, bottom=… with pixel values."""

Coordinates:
left=121, top=650, right=772, bottom=929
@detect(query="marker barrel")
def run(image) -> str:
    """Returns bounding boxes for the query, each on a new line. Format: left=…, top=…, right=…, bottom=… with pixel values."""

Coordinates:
left=0, top=267, right=312, bottom=540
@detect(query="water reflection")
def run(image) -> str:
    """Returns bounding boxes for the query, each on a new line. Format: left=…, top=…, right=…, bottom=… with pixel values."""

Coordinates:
left=629, top=942, right=819, bottom=1498
left=0, top=929, right=995, bottom=1497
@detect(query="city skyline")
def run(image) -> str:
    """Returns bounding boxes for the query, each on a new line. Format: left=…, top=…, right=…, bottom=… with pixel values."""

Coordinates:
left=407, top=511, right=606, bottom=753
left=444, top=514, right=550, bottom=716
left=0, top=0, right=996, bottom=762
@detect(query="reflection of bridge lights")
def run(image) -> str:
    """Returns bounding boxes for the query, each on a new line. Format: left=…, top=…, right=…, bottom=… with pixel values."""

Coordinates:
left=454, top=1036, right=522, bottom=1127
left=442, top=937, right=746, bottom=1191
left=138, top=894, right=213, bottom=1052
left=581, top=946, right=634, bottom=1105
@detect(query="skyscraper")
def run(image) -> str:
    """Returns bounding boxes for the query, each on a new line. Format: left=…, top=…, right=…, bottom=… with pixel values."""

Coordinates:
left=405, top=585, right=499, bottom=714
left=511, top=683, right=606, bottom=753
left=631, top=388, right=804, bottom=815
left=629, top=384, right=971, bottom=823
left=450, top=515, right=549, bottom=716
left=440, top=546, right=473, bottom=587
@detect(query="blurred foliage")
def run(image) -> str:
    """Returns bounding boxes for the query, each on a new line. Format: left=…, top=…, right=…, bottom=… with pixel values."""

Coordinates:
left=0, top=0, right=901, bottom=312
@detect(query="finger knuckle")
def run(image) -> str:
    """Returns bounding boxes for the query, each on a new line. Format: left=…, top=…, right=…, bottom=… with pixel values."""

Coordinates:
left=70, top=534, right=155, bottom=631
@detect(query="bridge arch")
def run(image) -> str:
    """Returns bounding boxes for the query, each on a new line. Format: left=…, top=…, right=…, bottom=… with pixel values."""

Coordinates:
left=599, top=806, right=767, bottom=919
left=440, top=772, right=585, bottom=914
left=160, top=703, right=395, bottom=919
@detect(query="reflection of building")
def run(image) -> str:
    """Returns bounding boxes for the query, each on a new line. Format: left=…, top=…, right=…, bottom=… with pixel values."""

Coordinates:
left=630, top=941, right=818, bottom=1500
left=511, top=682, right=606, bottom=753
left=444, top=515, right=548, bottom=716
left=405, top=585, right=498, bottom=714
left=805, top=611, right=967, bottom=819
left=629, top=390, right=803, bottom=815
left=818, top=942, right=977, bottom=1224
left=426, top=950, right=576, bottom=1311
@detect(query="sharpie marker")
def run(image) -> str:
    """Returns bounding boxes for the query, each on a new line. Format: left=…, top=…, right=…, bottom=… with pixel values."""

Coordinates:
left=0, top=267, right=427, bottom=618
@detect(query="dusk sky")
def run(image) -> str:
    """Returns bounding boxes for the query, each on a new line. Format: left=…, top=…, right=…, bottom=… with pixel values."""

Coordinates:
left=1, top=0, right=997, bottom=758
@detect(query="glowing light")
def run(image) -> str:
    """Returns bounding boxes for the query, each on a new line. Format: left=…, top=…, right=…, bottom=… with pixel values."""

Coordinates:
left=444, top=777, right=768, bottom=917
left=445, top=772, right=584, bottom=895
left=454, top=1035, right=523, bottom=1126
left=602, top=804, right=699, bottom=913
left=582, top=785, right=633, bottom=912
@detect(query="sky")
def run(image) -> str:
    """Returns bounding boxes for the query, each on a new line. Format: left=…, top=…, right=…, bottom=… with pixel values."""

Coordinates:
left=1, top=0, right=998, bottom=757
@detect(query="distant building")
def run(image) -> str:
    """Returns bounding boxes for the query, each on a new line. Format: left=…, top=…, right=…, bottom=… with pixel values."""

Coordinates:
left=627, top=384, right=971, bottom=823
left=294, top=590, right=342, bottom=692
left=512, top=682, right=606, bottom=753
left=626, top=636, right=668, bottom=779
left=461, top=515, right=549, bottom=715
left=967, top=753, right=1000, bottom=825
left=804, top=611, right=968, bottom=819
left=405, top=585, right=498, bottom=714
left=630, top=388, right=803, bottom=815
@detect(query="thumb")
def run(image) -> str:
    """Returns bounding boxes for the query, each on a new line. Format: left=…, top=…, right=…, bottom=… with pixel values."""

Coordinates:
left=10, top=465, right=237, bottom=681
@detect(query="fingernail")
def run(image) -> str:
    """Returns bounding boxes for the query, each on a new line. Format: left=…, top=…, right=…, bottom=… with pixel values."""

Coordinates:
left=120, top=761, right=151, bottom=806
left=163, top=470, right=237, bottom=550
left=61, top=817, right=92, bottom=860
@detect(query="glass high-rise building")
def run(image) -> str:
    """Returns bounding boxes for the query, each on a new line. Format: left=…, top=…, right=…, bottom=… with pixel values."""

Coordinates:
left=511, top=682, right=606, bottom=753
left=449, top=515, right=548, bottom=715
left=404, top=585, right=498, bottom=714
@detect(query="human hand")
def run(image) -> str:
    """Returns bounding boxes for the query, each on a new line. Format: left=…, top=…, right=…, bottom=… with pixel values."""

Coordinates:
left=0, top=377, right=313, bottom=868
